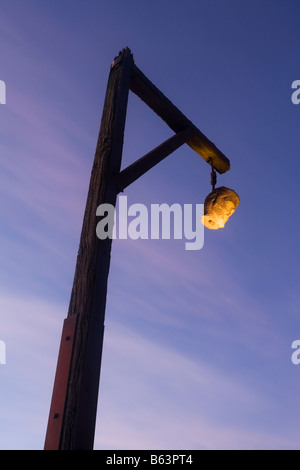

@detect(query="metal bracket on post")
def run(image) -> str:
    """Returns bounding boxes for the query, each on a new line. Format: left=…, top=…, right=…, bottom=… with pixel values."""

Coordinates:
left=44, top=315, right=78, bottom=450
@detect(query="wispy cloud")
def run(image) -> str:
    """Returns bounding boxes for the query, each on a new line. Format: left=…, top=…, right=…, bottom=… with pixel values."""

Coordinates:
left=95, top=319, right=299, bottom=450
left=0, top=292, right=65, bottom=449
left=109, top=236, right=283, bottom=356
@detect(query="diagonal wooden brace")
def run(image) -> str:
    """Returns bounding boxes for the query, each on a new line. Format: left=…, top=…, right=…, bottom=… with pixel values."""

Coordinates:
left=117, top=126, right=195, bottom=192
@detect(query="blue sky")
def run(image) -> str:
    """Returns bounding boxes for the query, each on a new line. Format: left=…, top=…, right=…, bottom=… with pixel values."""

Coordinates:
left=0, top=0, right=300, bottom=450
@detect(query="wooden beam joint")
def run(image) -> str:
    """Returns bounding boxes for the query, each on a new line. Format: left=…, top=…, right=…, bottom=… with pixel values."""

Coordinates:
left=129, top=62, right=230, bottom=174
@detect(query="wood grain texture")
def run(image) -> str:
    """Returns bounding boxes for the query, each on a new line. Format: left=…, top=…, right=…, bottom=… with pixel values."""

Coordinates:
left=57, top=48, right=132, bottom=450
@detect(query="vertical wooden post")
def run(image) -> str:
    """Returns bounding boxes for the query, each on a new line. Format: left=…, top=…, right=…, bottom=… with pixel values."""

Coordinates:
left=44, top=48, right=132, bottom=450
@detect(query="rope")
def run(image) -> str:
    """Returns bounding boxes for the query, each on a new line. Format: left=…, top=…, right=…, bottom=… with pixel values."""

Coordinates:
left=208, top=158, right=217, bottom=191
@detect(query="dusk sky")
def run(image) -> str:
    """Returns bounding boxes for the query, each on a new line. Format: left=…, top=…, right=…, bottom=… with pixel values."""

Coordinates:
left=0, top=0, right=300, bottom=450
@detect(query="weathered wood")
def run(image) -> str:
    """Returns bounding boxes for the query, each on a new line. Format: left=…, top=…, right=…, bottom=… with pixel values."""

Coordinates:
left=45, top=47, right=232, bottom=451
left=45, top=48, right=132, bottom=450
left=130, top=63, right=230, bottom=174
left=117, top=126, right=195, bottom=192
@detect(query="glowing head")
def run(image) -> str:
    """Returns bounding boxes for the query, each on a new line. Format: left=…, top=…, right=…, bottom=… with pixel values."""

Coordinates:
left=202, top=186, right=240, bottom=229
